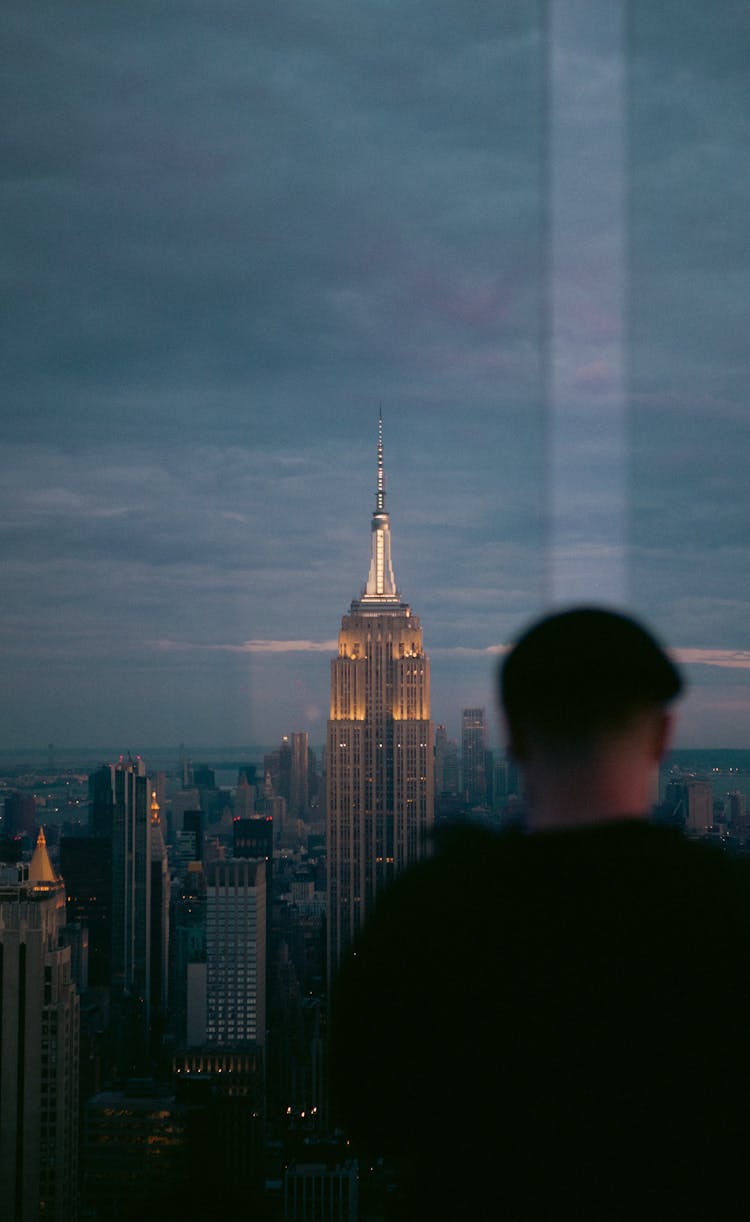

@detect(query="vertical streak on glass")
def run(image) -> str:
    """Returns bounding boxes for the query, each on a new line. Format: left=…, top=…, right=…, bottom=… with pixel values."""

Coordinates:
left=547, top=0, right=627, bottom=605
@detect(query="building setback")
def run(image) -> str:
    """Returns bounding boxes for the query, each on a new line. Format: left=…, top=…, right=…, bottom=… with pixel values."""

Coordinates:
left=327, top=416, right=434, bottom=980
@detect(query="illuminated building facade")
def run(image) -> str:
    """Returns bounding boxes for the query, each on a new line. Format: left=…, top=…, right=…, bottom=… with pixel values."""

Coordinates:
left=0, top=831, right=80, bottom=1222
left=327, top=417, right=434, bottom=978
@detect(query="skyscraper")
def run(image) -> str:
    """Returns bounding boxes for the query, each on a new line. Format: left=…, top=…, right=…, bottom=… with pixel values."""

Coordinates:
left=3, top=790, right=37, bottom=839
left=0, top=830, right=80, bottom=1221
left=110, top=756, right=152, bottom=1059
left=434, top=724, right=459, bottom=796
left=149, top=789, right=170, bottom=1034
left=204, top=858, right=267, bottom=1048
left=290, top=731, right=310, bottom=820
left=327, top=416, right=433, bottom=979
left=60, top=833, right=113, bottom=986
left=461, top=707, right=487, bottom=806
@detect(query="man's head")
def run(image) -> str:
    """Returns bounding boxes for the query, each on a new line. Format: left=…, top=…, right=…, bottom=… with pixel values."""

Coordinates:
left=499, top=608, right=683, bottom=825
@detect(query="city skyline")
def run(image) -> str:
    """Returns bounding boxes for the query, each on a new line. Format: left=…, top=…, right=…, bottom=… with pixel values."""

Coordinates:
left=2, top=3, right=749, bottom=751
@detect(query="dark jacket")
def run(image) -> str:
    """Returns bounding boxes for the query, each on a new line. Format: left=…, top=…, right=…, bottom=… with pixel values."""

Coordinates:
left=331, top=821, right=750, bottom=1219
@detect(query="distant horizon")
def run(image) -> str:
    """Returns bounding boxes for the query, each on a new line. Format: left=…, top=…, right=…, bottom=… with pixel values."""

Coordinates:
left=2, top=744, right=750, bottom=769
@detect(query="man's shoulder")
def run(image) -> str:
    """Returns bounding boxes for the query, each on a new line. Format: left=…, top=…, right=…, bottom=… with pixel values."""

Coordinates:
left=378, top=817, right=750, bottom=940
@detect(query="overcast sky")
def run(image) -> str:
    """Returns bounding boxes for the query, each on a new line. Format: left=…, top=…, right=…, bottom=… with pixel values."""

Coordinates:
left=2, top=1, right=749, bottom=753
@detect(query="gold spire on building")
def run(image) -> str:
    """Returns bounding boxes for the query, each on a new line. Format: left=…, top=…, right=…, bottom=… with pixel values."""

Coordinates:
left=150, top=789, right=161, bottom=826
left=29, top=826, right=58, bottom=885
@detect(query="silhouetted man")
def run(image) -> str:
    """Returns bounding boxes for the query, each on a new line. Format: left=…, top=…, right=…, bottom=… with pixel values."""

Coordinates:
left=331, top=608, right=750, bottom=1220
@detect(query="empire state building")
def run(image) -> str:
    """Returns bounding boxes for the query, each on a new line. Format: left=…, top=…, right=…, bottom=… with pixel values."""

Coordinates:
left=327, top=417, right=434, bottom=978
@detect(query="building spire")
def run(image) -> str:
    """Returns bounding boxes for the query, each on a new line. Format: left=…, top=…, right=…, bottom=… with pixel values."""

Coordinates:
left=29, top=826, right=58, bottom=885
left=363, top=411, right=399, bottom=601
left=376, top=406, right=385, bottom=512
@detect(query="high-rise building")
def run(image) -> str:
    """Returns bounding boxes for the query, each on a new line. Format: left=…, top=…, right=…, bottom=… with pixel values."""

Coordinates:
left=233, top=815, right=273, bottom=950
left=234, top=772, right=256, bottom=820
left=0, top=831, right=80, bottom=1221
left=434, top=724, right=459, bottom=796
left=110, top=756, right=152, bottom=1051
left=84, top=1084, right=187, bottom=1222
left=150, top=789, right=170, bottom=1033
left=264, top=737, right=292, bottom=806
left=327, top=417, right=434, bottom=979
left=60, top=833, right=113, bottom=986
left=88, top=765, right=114, bottom=836
left=3, top=790, right=37, bottom=838
left=284, top=1152, right=359, bottom=1222
left=233, top=814, right=273, bottom=863
left=462, top=708, right=487, bottom=806
left=204, top=858, right=267, bottom=1048
left=290, top=731, right=310, bottom=819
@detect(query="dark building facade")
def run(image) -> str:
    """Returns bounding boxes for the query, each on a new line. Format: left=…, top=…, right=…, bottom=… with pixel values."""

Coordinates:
left=60, top=833, right=113, bottom=986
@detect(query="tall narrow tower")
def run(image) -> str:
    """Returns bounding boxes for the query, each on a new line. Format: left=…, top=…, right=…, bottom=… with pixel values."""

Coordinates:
left=0, top=831, right=80, bottom=1222
left=327, top=415, right=434, bottom=980
left=110, top=756, right=152, bottom=1061
left=461, top=707, right=487, bottom=806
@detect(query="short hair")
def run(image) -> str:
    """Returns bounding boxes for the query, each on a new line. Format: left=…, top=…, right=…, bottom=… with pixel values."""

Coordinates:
left=500, top=607, right=683, bottom=748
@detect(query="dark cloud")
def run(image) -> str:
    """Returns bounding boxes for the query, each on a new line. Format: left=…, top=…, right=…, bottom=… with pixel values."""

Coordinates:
left=627, top=1, right=750, bottom=676
left=1, top=2, right=748, bottom=747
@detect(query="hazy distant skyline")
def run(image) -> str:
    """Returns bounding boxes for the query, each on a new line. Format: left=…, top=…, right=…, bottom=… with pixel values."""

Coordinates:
left=2, top=2, right=749, bottom=751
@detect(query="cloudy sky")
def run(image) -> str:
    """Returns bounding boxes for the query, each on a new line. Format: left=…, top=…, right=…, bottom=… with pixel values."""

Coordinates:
left=2, top=1, right=748, bottom=753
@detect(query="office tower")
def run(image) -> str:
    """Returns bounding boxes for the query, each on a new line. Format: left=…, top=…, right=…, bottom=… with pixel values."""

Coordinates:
left=3, top=790, right=36, bottom=838
left=150, top=790, right=170, bottom=1033
left=60, top=833, right=113, bottom=986
left=327, top=416, right=434, bottom=978
left=233, top=814, right=273, bottom=949
left=111, top=756, right=152, bottom=1050
left=0, top=831, right=80, bottom=1222
left=193, top=764, right=215, bottom=789
left=462, top=708, right=487, bottom=806
left=204, top=858, right=266, bottom=1048
left=284, top=1152, right=359, bottom=1222
left=233, top=814, right=273, bottom=863
left=170, top=863, right=207, bottom=1048
left=234, top=772, right=256, bottom=820
left=84, top=1085, right=187, bottom=1222
left=290, top=731, right=310, bottom=818
left=265, top=737, right=293, bottom=806
left=434, top=724, right=459, bottom=796
left=171, top=787, right=201, bottom=836
left=238, top=764, right=259, bottom=788
left=172, top=1047, right=265, bottom=1217
left=183, top=809, right=204, bottom=861
left=88, top=765, right=114, bottom=836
